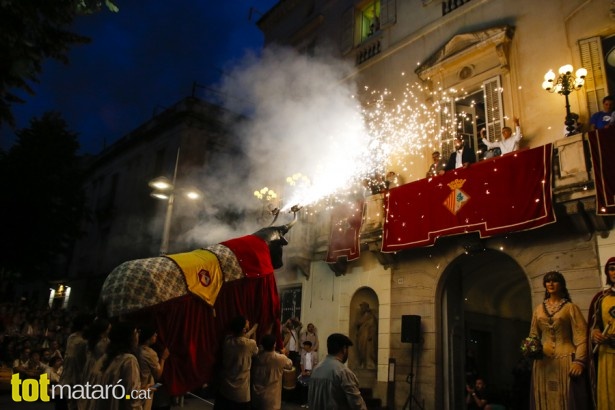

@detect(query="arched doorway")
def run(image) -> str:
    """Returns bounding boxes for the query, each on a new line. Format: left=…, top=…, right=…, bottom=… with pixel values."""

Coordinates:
left=438, top=249, right=532, bottom=410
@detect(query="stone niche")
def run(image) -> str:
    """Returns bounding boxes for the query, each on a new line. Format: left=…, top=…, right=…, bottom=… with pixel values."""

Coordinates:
left=349, top=287, right=379, bottom=386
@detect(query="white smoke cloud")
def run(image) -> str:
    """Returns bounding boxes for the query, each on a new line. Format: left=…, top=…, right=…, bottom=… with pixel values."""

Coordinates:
left=219, top=46, right=373, bottom=208
left=179, top=46, right=373, bottom=246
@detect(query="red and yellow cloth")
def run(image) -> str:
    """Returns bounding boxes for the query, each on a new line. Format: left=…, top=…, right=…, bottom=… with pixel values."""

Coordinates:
left=166, top=249, right=223, bottom=306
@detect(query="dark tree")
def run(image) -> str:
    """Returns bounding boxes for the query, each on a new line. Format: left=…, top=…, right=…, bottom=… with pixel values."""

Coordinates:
left=0, top=112, right=88, bottom=280
left=0, top=0, right=118, bottom=126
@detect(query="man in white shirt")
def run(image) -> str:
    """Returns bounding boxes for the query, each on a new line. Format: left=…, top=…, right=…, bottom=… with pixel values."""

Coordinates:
left=298, top=340, right=319, bottom=406
left=481, top=117, right=522, bottom=156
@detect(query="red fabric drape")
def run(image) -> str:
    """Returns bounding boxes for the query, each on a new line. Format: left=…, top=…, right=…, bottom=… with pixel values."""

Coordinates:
left=129, top=273, right=281, bottom=396
left=587, top=128, right=615, bottom=215
left=221, top=235, right=274, bottom=277
left=326, top=199, right=364, bottom=263
left=382, top=144, right=555, bottom=251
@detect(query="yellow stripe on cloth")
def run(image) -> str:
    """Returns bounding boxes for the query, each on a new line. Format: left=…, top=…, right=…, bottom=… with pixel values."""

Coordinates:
left=166, top=249, right=223, bottom=307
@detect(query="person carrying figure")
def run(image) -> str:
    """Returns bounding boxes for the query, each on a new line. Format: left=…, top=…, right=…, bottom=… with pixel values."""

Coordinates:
left=588, top=257, right=615, bottom=410
left=137, top=326, right=170, bottom=410
left=214, top=315, right=258, bottom=410
left=251, top=333, right=292, bottom=410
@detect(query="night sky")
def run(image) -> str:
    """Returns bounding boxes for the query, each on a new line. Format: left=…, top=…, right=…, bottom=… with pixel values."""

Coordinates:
left=0, top=1, right=279, bottom=155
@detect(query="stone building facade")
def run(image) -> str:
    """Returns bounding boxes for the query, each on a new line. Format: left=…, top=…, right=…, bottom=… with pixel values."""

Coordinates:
left=259, top=1, right=615, bottom=408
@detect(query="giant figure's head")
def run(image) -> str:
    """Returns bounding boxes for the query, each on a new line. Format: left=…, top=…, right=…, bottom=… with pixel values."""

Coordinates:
left=252, top=209, right=299, bottom=269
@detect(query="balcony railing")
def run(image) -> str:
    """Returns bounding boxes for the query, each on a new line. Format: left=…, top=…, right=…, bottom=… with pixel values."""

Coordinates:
left=442, top=0, right=472, bottom=16
left=356, top=36, right=382, bottom=65
left=283, top=131, right=614, bottom=274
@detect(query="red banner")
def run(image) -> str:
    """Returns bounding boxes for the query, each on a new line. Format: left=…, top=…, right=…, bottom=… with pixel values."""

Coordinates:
left=382, top=144, right=555, bottom=251
left=587, top=128, right=615, bottom=215
left=326, top=199, right=364, bottom=262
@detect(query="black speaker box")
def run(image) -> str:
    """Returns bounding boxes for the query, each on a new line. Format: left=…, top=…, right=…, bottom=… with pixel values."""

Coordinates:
left=401, top=315, right=421, bottom=343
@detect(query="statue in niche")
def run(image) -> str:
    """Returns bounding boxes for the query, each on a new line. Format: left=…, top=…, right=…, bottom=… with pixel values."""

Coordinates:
left=355, top=301, right=377, bottom=369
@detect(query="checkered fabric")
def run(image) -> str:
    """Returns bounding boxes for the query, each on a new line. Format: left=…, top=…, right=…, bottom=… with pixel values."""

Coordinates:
left=101, top=256, right=188, bottom=317
left=101, top=243, right=251, bottom=317
left=206, top=243, right=244, bottom=282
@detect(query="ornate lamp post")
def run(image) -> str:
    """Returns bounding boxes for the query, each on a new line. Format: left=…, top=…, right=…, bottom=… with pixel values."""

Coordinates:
left=542, top=64, right=587, bottom=135
left=148, top=147, right=202, bottom=254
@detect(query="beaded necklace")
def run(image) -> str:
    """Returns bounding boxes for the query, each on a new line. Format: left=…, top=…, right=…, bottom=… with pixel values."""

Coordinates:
left=543, top=298, right=568, bottom=324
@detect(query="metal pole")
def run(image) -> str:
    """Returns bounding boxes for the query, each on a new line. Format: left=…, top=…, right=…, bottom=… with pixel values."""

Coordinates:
left=160, top=147, right=180, bottom=255
left=563, top=91, right=574, bottom=135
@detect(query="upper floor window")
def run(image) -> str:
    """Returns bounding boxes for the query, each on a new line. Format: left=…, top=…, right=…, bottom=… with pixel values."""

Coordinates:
left=340, top=0, right=395, bottom=54
left=359, top=1, right=381, bottom=43
left=579, top=35, right=615, bottom=116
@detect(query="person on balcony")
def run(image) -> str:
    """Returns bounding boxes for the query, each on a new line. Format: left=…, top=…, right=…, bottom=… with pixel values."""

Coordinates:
left=481, top=117, right=522, bottom=155
left=590, top=95, right=614, bottom=130
left=426, top=151, right=446, bottom=178
left=441, top=135, right=476, bottom=174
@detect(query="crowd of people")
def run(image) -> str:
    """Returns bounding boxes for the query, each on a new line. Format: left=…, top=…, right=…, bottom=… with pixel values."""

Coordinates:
left=3, top=257, right=615, bottom=410
left=0, top=302, right=170, bottom=410
left=213, top=316, right=367, bottom=410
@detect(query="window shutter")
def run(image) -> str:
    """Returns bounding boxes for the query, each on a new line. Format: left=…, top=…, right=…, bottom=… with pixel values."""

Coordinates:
left=483, top=76, right=503, bottom=141
left=439, top=99, right=455, bottom=159
left=340, top=6, right=354, bottom=54
left=579, top=37, right=607, bottom=116
left=380, top=0, right=396, bottom=28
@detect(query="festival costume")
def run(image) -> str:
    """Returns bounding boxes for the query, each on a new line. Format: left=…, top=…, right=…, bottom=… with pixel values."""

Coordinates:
left=482, top=125, right=522, bottom=155
left=529, top=300, right=589, bottom=410
left=308, top=354, right=367, bottom=410
left=588, top=277, right=615, bottom=410
left=251, top=350, right=292, bottom=410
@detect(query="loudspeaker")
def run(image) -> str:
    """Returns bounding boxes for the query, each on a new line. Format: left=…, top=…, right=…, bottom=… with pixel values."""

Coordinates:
left=401, top=315, right=421, bottom=343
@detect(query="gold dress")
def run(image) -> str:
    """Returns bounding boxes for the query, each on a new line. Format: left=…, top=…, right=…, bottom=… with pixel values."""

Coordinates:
left=529, top=300, right=588, bottom=410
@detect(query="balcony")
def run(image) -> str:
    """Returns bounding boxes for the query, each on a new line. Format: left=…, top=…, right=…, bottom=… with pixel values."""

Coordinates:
left=356, top=35, right=382, bottom=66
left=442, top=0, right=473, bottom=16
left=284, top=130, right=614, bottom=274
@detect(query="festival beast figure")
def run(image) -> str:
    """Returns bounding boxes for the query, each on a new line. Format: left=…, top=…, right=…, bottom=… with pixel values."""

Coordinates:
left=98, top=207, right=300, bottom=395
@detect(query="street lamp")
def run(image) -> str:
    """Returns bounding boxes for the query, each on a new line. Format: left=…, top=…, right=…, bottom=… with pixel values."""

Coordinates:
left=542, top=64, right=587, bottom=135
left=148, top=147, right=202, bottom=254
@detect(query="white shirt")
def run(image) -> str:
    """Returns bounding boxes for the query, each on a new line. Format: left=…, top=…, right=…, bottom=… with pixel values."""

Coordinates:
left=482, top=126, right=522, bottom=155
left=304, top=352, right=313, bottom=371
left=455, top=149, right=464, bottom=169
